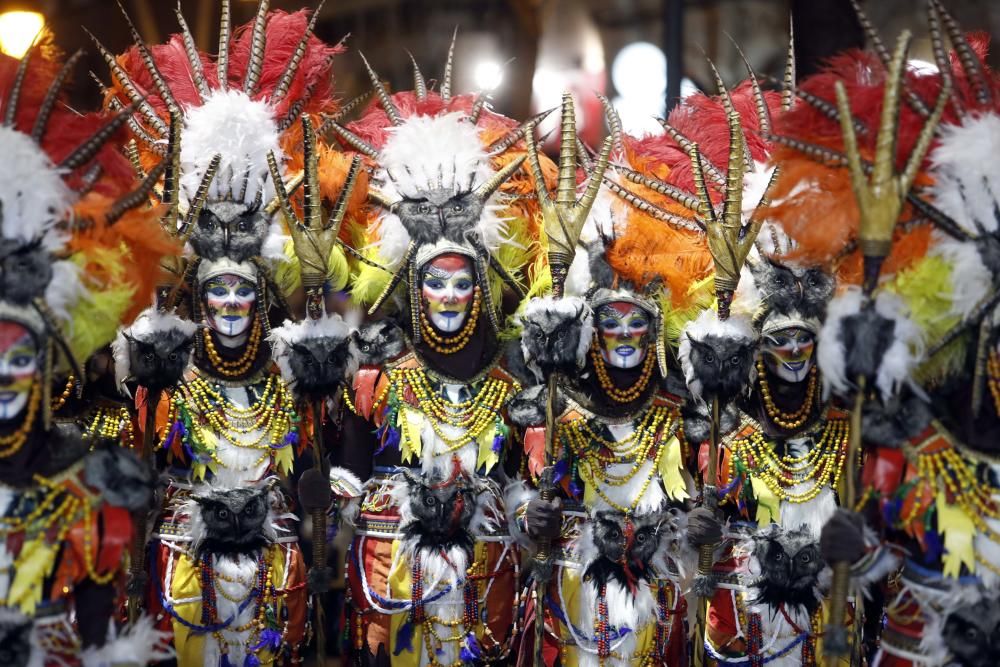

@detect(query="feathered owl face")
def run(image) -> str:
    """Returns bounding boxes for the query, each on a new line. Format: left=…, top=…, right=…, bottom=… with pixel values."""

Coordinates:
left=399, top=469, right=479, bottom=552
left=191, top=486, right=272, bottom=557
left=942, top=598, right=1000, bottom=667
left=394, top=190, right=485, bottom=249
left=750, top=258, right=834, bottom=321
left=751, top=524, right=826, bottom=614
left=583, top=510, right=669, bottom=589
left=519, top=297, right=593, bottom=381
left=189, top=201, right=270, bottom=263
left=684, top=334, right=756, bottom=403
left=286, top=336, right=356, bottom=398
left=124, top=328, right=195, bottom=393
left=0, top=237, right=52, bottom=305
left=355, top=319, right=406, bottom=366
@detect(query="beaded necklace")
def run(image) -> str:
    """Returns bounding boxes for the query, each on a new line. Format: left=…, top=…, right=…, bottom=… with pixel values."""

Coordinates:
left=384, top=366, right=515, bottom=456
left=167, top=374, right=297, bottom=472
left=756, top=359, right=819, bottom=430
left=0, top=383, right=40, bottom=458
left=589, top=341, right=656, bottom=404
left=911, top=441, right=1000, bottom=540
left=419, top=287, right=482, bottom=355
left=988, top=350, right=1000, bottom=416
left=560, top=405, right=676, bottom=514
left=729, top=417, right=850, bottom=504
left=201, top=317, right=262, bottom=379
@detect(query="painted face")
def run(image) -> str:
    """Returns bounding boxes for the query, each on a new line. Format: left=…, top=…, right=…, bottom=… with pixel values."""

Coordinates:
left=0, top=322, right=36, bottom=421
left=203, top=274, right=257, bottom=338
left=420, top=254, right=475, bottom=334
left=597, top=302, right=650, bottom=369
left=762, top=328, right=816, bottom=383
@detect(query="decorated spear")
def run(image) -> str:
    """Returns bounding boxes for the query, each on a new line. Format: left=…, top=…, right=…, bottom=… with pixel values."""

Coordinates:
left=682, top=110, right=767, bottom=666
left=268, top=116, right=363, bottom=667
left=822, top=29, right=949, bottom=660
left=524, top=93, right=611, bottom=667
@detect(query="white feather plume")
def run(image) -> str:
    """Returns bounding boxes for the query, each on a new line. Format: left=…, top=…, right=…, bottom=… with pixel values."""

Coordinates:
left=929, top=230, right=993, bottom=321
left=179, top=90, right=282, bottom=208
left=372, top=112, right=508, bottom=267
left=0, top=127, right=71, bottom=252
left=929, top=111, right=1000, bottom=237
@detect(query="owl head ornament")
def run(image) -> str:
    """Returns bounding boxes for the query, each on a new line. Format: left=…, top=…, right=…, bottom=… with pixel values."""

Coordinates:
left=184, top=480, right=280, bottom=558
left=391, top=463, right=498, bottom=554
left=577, top=506, right=688, bottom=593
left=746, top=523, right=829, bottom=615
left=100, top=2, right=349, bottom=376
left=339, top=40, right=555, bottom=348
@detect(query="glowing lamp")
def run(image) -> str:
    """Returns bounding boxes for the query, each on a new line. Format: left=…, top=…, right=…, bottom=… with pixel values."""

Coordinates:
left=0, top=10, right=43, bottom=59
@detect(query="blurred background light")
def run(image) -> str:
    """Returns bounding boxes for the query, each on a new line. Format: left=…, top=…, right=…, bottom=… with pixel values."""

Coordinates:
left=474, top=60, right=504, bottom=91
left=612, top=41, right=667, bottom=100
left=0, top=10, right=43, bottom=59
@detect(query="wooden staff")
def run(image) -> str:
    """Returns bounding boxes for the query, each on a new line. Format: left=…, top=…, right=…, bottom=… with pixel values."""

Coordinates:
left=524, top=93, right=611, bottom=667
left=822, top=29, right=949, bottom=661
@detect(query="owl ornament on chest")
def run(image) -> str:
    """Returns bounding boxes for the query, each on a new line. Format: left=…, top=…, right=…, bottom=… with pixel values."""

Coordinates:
left=571, top=508, right=687, bottom=667
left=392, top=465, right=498, bottom=568
left=742, top=524, right=829, bottom=663
left=181, top=483, right=281, bottom=665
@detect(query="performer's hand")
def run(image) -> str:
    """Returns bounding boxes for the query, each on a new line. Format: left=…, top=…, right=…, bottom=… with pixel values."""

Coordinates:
left=525, top=496, right=562, bottom=541
left=687, top=507, right=723, bottom=547
left=820, top=508, right=866, bottom=564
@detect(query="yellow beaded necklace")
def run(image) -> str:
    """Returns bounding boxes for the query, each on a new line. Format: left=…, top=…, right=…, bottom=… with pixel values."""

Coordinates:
left=170, top=374, right=294, bottom=471
left=561, top=405, right=676, bottom=514
left=988, top=350, right=1000, bottom=416
left=756, top=359, right=819, bottom=430
left=589, top=340, right=656, bottom=404
left=202, top=318, right=262, bottom=378
left=0, top=383, right=40, bottom=458
left=419, top=287, right=482, bottom=355
left=392, top=367, right=512, bottom=454
left=730, top=417, right=850, bottom=504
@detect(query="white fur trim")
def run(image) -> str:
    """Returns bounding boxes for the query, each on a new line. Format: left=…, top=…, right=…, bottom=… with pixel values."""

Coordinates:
left=818, top=287, right=923, bottom=402
left=112, top=307, right=198, bottom=389
left=179, top=90, right=282, bottom=209
left=80, top=615, right=173, bottom=667
left=564, top=246, right=592, bottom=298
left=328, top=465, right=364, bottom=500
left=0, top=127, right=71, bottom=252
left=261, top=221, right=291, bottom=263
left=268, top=314, right=359, bottom=393
left=929, top=111, right=1000, bottom=237
left=929, top=230, right=993, bottom=320
left=373, top=112, right=507, bottom=266
left=519, top=295, right=594, bottom=380
left=43, top=259, right=86, bottom=324
left=678, top=309, right=757, bottom=402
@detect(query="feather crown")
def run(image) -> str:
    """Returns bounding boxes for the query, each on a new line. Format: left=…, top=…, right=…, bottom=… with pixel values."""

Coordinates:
left=338, top=40, right=545, bottom=337
left=96, top=2, right=343, bottom=267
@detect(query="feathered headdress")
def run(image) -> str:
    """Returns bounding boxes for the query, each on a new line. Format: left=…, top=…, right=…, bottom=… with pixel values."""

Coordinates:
left=0, top=39, right=174, bottom=423
left=94, top=1, right=344, bottom=301
left=335, top=38, right=546, bottom=341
